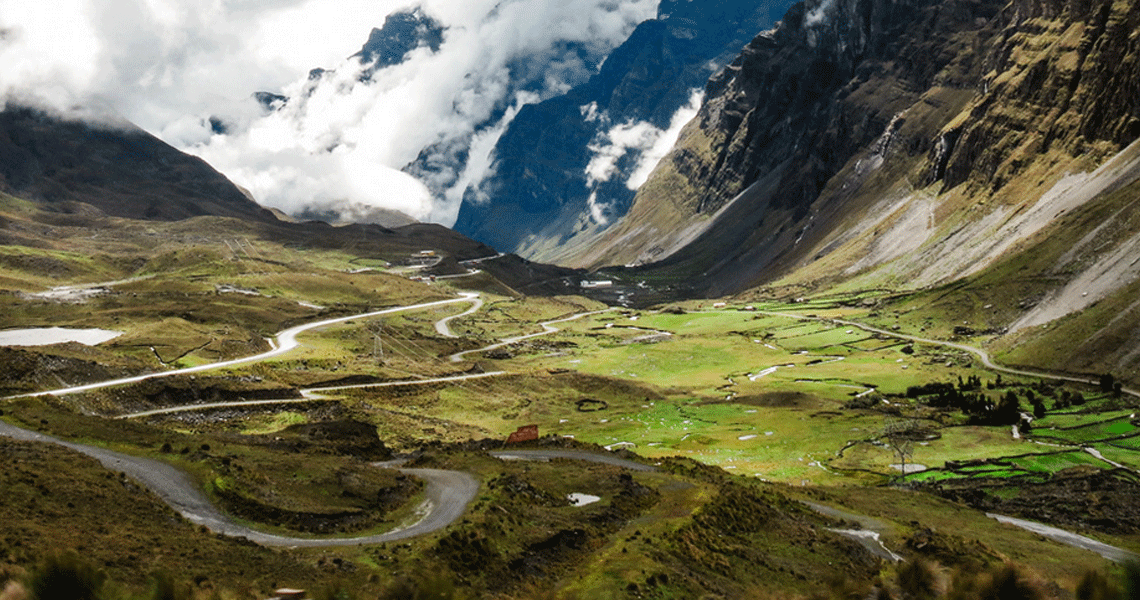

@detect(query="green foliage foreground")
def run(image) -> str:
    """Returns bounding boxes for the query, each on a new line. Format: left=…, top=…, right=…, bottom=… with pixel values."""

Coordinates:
left=5, top=551, right=1140, bottom=600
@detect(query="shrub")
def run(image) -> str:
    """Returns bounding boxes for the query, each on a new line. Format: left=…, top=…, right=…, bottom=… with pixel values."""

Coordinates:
left=1076, top=569, right=1121, bottom=600
left=896, top=559, right=938, bottom=600
left=28, top=552, right=105, bottom=600
left=975, top=565, right=1039, bottom=600
left=148, top=571, right=189, bottom=600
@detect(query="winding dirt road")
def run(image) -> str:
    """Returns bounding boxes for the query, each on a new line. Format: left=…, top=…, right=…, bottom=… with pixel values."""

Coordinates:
left=0, top=418, right=665, bottom=548
left=0, top=418, right=479, bottom=547
left=755, top=309, right=1140, bottom=399
left=7, top=294, right=483, bottom=400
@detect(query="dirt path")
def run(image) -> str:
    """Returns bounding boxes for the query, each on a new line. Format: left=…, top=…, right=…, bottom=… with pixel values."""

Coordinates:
left=0, top=419, right=480, bottom=547
left=988, top=513, right=1139, bottom=563
left=801, top=501, right=902, bottom=562
left=449, top=308, right=613, bottom=363
left=754, top=310, right=1140, bottom=400
left=489, top=449, right=659, bottom=472
left=118, top=371, right=509, bottom=419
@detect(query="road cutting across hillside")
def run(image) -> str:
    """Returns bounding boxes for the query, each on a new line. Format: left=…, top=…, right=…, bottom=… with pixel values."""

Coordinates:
left=753, top=309, right=1140, bottom=400
left=6, top=292, right=483, bottom=400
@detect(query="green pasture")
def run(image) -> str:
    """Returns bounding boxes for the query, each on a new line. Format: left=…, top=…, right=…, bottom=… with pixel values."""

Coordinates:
left=1033, top=411, right=1139, bottom=444
left=1107, top=435, right=1140, bottom=450
left=906, top=450, right=1109, bottom=484
left=550, top=399, right=877, bottom=484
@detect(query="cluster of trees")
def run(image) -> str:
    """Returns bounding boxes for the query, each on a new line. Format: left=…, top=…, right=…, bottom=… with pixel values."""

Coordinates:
left=907, top=377, right=1054, bottom=427
left=1100, top=373, right=1125, bottom=396
left=904, top=371, right=1128, bottom=428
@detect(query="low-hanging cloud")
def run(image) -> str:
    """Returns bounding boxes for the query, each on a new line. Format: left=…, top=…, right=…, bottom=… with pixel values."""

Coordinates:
left=1, top=0, right=658, bottom=225
left=583, top=88, right=703, bottom=223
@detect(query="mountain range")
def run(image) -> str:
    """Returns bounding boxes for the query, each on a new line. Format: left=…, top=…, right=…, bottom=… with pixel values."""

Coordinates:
left=3, top=0, right=1140, bottom=379
left=5, top=1, right=1140, bottom=596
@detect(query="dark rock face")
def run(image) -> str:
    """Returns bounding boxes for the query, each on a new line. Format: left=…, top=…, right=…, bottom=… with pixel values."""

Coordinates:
left=250, top=9, right=445, bottom=112
left=252, top=91, right=287, bottom=112
left=687, top=0, right=1009, bottom=219
left=0, top=107, right=275, bottom=222
left=353, top=9, right=445, bottom=80
left=450, top=0, right=795, bottom=254
left=933, top=0, right=1140, bottom=192
left=600, top=0, right=1140, bottom=295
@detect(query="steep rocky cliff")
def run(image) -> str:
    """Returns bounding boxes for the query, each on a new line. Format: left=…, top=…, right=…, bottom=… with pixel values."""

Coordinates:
left=450, top=0, right=795, bottom=256
left=574, top=0, right=1140, bottom=303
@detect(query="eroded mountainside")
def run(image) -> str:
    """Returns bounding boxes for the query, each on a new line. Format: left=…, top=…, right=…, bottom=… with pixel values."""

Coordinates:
left=571, top=0, right=1139, bottom=299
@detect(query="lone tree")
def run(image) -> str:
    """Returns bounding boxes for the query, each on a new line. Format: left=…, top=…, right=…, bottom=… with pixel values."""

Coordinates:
left=883, top=417, right=922, bottom=478
left=1100, top=373, right=1116, bottom=394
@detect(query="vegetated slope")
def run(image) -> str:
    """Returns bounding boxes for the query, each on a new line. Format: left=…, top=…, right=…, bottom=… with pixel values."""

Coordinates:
left=571, top=0, right=1140, bottom=305
left=0, top=107, right=277, bottom=223
left=450, top=0, right=795, bottom=257
left=0, top=106, right=497, bottom=264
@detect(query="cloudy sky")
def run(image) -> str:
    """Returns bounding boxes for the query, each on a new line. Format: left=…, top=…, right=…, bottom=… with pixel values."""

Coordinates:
left=0, top=0, right=659, bottom=224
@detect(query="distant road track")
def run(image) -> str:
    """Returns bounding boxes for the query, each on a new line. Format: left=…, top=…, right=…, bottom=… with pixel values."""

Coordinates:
left=755, top=310, right=1140, bottom=400
left=988, top=513, right=1139, bottom=563
left=119, top=371, right=508, bottom=420
left=449, top=308, right=613, bottom=363
left=489, top=449, right=659, bottom=472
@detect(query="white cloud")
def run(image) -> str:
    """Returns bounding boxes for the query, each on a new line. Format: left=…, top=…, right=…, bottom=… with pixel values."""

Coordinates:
left=804, top=0, right=836, bottom=28
left=0, top=0, right=658, bottom=225
left=585, top=88, right=703, bottom=191
left=626, top=89, right=703, bottom=189
left=587, top=191, right=609, bottom=226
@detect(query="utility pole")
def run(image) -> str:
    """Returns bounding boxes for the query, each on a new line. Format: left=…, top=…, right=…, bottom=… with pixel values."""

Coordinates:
left=371, top=321, right=384, bottom=364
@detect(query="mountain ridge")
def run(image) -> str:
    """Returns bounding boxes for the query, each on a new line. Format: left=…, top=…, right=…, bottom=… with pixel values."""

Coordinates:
left=450, top=0, right=794, bottom=255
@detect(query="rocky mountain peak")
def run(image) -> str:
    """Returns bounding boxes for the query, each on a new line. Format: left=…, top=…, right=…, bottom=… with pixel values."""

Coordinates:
left=353, top=7, right=445, bottom=79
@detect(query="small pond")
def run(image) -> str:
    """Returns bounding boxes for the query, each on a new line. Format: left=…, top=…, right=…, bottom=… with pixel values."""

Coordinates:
left=0, top=327, right=123, bottom=347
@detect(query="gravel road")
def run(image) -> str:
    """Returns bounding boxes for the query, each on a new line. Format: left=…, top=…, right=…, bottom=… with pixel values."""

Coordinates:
left=489, top=449, right=659, bottom=472
left=0, top=419, right=479, bottom=547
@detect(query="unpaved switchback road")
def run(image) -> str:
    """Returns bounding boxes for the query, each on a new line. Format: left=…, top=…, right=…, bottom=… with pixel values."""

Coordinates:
left=0, top=419, right=479, bottom=547
left=8, top=294, right=482, bottom=400
left=489, top=449, right=659, bottom=472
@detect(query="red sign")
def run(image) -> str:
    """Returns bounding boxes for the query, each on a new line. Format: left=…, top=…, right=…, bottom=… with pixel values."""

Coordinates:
left=506, top=425, right=539, bottom=444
